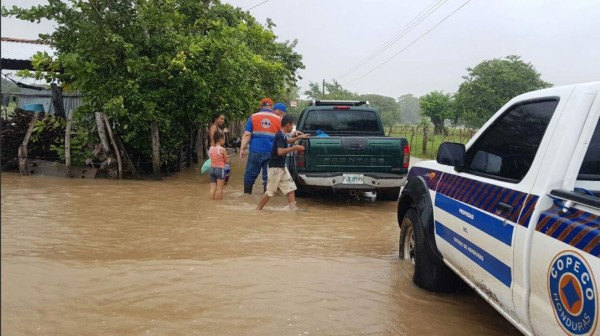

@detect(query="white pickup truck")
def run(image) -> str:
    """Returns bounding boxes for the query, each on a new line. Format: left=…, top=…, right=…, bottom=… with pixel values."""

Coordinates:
left=397, top=81, right=600, bottom=335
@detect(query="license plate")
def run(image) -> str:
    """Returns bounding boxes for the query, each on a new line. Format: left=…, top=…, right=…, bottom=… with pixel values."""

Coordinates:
left=342, top=174, right=364, bottom=184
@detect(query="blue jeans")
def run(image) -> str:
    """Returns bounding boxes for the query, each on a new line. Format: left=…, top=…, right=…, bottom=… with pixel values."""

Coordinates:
left=244, top=151, right=271, bottom=189
left=208, top=167, right=225, bottom=183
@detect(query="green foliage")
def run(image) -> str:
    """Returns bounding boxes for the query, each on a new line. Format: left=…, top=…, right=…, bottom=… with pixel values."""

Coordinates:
left=419, top=91, right=453, bottom=135
left=3, top=0, right=304, bottom=168
left=303, top=80, right=357, bottom=100
left=302, top=80, right=403, bottom=130
left=454, top=55, right=552, bottom=128
left=31, top=114, right=65, bottom=143
left=29, top=113, right=93, bottom=165
left=50, top=128, right=95, bottom=166
left=391, top=125, right=475, bottom=160
left=397, top=94, right=420, bottom=125
left=361, top=94, right=401, bottom=130
left=273, top=86, right=303, bottom=117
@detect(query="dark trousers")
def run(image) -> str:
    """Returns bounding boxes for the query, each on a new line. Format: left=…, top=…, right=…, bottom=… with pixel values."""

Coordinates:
left=243, top=151, right=270, bottom=193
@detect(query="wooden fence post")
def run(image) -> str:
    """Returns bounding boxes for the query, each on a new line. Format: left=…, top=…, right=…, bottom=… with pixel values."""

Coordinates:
left=410, top=127, right=415, bottom=154
left=95, top=112, right=111, bottom=155
left=422, top=126, right=428, bottom=155
left=18, top=111, right=40, bottom=175
left=116, top=136, right=139, bottom=179
left=102, top=113, right=122, bottom=179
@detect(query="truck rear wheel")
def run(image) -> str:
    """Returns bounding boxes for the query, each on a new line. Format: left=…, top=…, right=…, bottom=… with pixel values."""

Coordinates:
left=399, top=209, right=462, bottom=292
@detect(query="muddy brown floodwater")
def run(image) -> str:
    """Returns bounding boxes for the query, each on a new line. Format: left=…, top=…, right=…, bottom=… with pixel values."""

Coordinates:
left=1, top=156, right=520, bottom=336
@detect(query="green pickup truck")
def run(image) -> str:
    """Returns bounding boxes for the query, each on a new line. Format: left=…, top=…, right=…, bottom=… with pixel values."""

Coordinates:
left=289, top=100, right=410, bottom=200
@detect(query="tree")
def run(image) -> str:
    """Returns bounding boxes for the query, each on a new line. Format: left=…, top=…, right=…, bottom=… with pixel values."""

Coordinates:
left=420, top=91, right=453, bottom=135
left=302, top=80, right=401, bottom=131
left=274, top=85, right=302, bottom=117
left=2, top=0, right=304, bottom=177
left=361, top=94, right=401, bottom=132
left=454, top=55, right=551, bottom=128
left=303, top=80, right=358, bottom=100
left=397, top=94, right=420, bottom=125
left=304, top=82, right=323, bottom=100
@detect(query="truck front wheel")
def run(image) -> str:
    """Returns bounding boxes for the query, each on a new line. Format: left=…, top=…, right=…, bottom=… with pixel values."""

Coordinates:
left=399, top=209, right=462, bottom=292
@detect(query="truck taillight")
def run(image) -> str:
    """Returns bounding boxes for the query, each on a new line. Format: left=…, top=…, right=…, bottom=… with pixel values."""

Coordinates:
left=403, top=143, right=410, bottom=168
left=296, top=139, right=306, bottom=168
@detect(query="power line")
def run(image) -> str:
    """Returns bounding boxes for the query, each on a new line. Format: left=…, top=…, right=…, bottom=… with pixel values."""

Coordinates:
left=246, top=0, right=271, bottom=11
left=344, top=0, right=472, bottom=86
left=337, top=0, right=448, bottom=80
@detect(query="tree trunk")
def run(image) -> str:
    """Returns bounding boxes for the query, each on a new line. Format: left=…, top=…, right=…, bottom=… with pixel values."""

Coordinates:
left=176, top=143, right=183, bottom=172
left=151, top=121, right=161, bottom=180
left=102, top=113, right=122, bottom=179
left=95, top=112, right=111, bottom=155
left=188, top=128, right=194, bottom=166
left=18, top=111, right=40, bottom=176
left=65, top=110, right=73, bottom=177
left=197, top=127, right=207, bottom=162
left=195, top=128, right=203, bottom=163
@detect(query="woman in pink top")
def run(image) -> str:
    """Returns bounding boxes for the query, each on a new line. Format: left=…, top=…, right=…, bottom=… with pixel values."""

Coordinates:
left=208, top=132, right=229, bottom=200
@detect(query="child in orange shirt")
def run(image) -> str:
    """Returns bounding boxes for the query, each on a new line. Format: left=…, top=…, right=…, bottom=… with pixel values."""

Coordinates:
left=208, top=132, right=229, bottom=200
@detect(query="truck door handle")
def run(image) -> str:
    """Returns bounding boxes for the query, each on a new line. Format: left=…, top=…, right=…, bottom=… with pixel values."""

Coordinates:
left=495, top=202, right=513, bottom=216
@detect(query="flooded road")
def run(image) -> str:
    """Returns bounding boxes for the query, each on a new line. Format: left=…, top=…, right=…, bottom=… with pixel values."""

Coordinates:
left=1, top=156, right=520, bottom=335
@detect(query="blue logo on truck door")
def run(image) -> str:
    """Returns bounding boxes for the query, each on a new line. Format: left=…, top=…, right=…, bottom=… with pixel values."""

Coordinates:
left=548, top=251, right=598, bottom=335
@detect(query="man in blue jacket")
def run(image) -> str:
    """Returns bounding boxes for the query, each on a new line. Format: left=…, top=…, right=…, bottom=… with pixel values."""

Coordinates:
left=239, top=98, right=281, bottom=194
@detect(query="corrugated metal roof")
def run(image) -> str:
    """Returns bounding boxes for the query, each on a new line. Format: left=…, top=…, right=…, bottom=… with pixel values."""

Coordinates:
left=17, top=91, right=83, bottom=118
left=1, top=37, right=55, bottom=61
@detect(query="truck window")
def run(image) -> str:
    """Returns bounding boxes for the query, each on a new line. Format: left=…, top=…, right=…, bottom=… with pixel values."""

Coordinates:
left=578, top=119, right=600, bottom=181
left=464, top=99, right=559, bottom=182
left=303, top=110, right=380, bottom=133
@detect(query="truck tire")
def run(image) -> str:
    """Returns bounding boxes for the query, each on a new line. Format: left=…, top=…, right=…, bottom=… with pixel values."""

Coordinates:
left=399, top=208, right=462, bottom=293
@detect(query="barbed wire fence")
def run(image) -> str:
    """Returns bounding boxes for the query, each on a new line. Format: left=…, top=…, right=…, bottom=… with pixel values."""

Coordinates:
left=391, top=124, right=477, bottom=159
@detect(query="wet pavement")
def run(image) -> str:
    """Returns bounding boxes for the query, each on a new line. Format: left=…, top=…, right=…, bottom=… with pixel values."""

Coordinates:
left=1, top=156, right=520, bottom=335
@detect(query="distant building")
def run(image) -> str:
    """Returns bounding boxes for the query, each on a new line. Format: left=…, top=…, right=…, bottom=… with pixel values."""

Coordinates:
left=1, top=37, right=54, bottom=71
left=1, top=37, right=82, bottom=116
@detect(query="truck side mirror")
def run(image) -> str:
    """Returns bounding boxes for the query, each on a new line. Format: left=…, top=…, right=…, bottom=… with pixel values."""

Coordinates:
left=437, top=142, right=466, bottom=168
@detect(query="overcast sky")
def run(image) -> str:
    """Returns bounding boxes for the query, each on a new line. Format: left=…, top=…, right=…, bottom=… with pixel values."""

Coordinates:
left=2, top=0, right=600, bottom=97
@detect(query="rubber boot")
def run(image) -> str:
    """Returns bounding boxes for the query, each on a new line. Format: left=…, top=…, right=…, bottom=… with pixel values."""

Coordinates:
left=244, top=183, right=253, bottom=194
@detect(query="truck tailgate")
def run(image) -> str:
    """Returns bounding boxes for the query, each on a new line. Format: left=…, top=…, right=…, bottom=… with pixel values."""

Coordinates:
left=303, top=136, right=406, bottom=173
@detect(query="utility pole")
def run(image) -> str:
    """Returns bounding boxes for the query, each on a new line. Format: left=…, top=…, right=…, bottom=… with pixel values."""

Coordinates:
left=322, top=79, right=325, bottom=98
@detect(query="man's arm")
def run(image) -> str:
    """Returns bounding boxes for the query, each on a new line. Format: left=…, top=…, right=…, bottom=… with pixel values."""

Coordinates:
left=208, top=124, right=217, bottom=147
left=287, top=133, right=309, bottom=144
left=277, top=145, right=304, bottom=156
left=239, top=131, right=252, bottom=159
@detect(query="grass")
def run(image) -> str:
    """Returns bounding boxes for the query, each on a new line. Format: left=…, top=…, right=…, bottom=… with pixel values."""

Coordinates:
left=390, top=126, right=475, bottom=160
